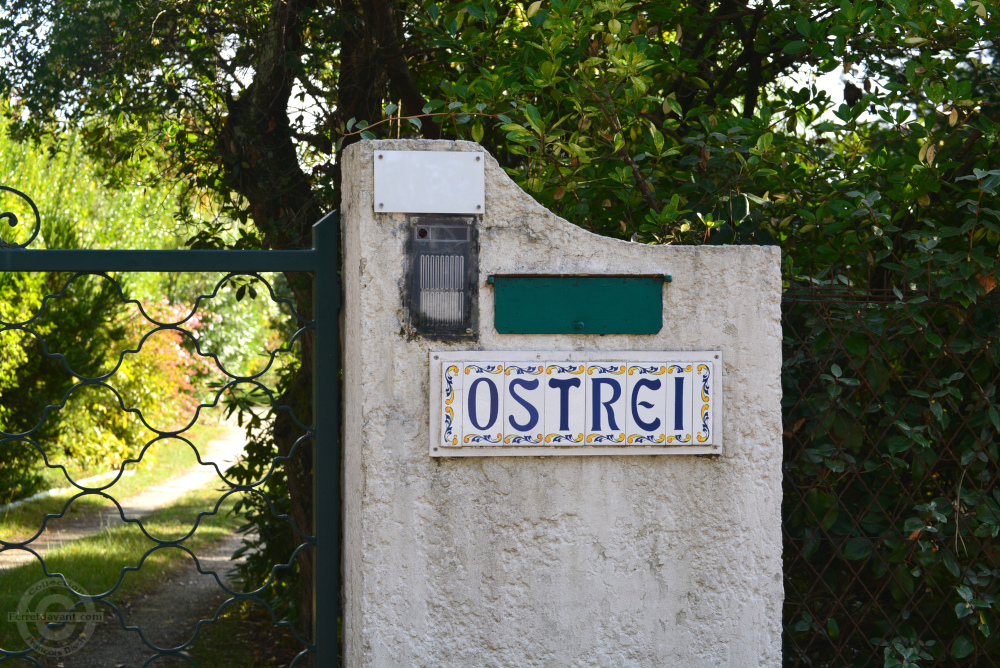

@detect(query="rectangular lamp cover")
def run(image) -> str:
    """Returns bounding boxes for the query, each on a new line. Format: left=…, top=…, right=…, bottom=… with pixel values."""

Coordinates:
left=491, top=275, right=664, bottom=335
left=430, top=351, right=721, bottom=457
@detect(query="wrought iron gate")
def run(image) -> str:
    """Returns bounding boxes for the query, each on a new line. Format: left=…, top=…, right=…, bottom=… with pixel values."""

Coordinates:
left=0, top=186, right=341, bottom=666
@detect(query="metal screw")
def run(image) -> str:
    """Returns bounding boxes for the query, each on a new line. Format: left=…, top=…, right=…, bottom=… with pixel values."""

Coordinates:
left=378, top=154, right=383, bottom=159
left=465, top=328, right=473, bottom=334
left=379, top=203, right=384, bottom=209
left=476, top=205, right=482, bottom=210
left=574, top=321, right=585, bottom=331
left=466, top=218, right=473, bottom=224
left=476, top=156, right=481, bottom=161
left=434, top=355, right=439, bottom=360
left=715, top=354, right=719, bottom=359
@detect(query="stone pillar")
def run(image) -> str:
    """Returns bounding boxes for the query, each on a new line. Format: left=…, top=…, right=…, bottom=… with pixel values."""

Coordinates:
left=341, top=139, right=783, bottom=666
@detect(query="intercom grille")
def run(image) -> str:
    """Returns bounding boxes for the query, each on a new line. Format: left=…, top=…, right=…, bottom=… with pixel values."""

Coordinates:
left=419, top=254, right=465, bottom=324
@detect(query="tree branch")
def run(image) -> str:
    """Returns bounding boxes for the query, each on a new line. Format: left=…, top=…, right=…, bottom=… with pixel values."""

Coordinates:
left=365, top=0, right=442, bottom=139
left=570, top=69, right=661, bottom=215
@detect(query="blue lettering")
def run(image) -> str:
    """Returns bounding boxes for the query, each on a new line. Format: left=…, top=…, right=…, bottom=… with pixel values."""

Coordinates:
left=547, top=377, right=581, bottom=431
left=468, top=377, right=499, bottom=430
left=631, top=378, right=662, bottom=431
left=591, top=378, right=622, bottom=431
left=508, top=378, right=540, bottom=431
left=673, top=376, right=685, bottom=431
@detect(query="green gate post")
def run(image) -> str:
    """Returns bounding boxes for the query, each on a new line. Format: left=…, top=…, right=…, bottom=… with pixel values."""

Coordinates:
left=312, top=212, right=342, bottom=665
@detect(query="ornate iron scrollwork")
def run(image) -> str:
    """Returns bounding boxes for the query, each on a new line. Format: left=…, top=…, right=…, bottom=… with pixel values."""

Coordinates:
left=0, top=185, right=42, bottom=249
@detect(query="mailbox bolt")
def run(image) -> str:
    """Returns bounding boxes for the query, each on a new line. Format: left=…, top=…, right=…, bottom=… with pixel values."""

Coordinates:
left=574, top=321, right=585, bottom=331
left=665, top=274, right=673, bottom=283
left=465, top=328, right=473, bottom=334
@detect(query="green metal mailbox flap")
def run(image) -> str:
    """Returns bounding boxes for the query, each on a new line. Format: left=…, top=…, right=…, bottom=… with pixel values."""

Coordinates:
left=492, top=274, right=664, bottom=334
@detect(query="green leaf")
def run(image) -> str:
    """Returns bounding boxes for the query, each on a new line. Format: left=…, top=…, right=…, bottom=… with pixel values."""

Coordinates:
left=952, top=635, right=974, bottom=659
left=523, top=104, right=544, bottom=133
left=664, top=97, right=683, bottom=116
left=471, top=122, right=484, bottom=143
left=651, top=128, right=664, bottom=153
left=422, top=99, right=446, bottom=113
left=795, top=15, right=811, bottom=38
left=827, top=617, right=840, bottom=640
left=783, top=40, right=810, bottom=54
left=989, top=406, right=1000, bottom=432
left=730, top=194, right=750, bottom=222
left=943, top=551, right=961, bottom=578
left=843, top=538, right=872, bottom=560
left=805, top=489, right=838, bottom=530
left=360, top=130, right=376, bottom=140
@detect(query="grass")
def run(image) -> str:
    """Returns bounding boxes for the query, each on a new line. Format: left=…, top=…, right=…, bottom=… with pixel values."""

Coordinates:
left=36, top=423, right=229, bottom=489
left=0, top=482, right=241, bottom=654
left=186, top=600, right=307, bottom=667
left=0, top=424, right=230, bottom=543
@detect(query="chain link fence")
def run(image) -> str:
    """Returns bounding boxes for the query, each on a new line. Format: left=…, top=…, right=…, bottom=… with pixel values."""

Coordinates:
left=782, top=280, right=1000, bottom=666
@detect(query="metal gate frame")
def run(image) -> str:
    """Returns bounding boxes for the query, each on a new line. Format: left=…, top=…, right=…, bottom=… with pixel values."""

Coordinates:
left=0, top=186, right=341, bottom=666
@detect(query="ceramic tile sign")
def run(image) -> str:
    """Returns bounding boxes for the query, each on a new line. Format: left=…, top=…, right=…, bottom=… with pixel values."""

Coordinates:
left=432, top=351, right=721, bottom=457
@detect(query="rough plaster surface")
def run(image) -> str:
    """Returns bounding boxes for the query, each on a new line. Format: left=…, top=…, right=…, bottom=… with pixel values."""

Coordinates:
left=342, top=139, right=783, bottom=667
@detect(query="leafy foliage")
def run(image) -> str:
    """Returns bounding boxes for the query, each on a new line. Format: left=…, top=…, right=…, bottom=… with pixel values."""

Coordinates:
left=784, top=288, right=1000, bottom=664
left=1, top=128, right=221, bottom=501
left=4, top=0, right=1000, bottom=659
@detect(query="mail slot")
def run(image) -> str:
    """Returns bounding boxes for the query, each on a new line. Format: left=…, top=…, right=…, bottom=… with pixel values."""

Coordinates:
left=490, top=275, right=666, bottom=335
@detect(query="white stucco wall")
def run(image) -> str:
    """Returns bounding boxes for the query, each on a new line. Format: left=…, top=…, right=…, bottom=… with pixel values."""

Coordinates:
left=342, top=139, right=783, bottom=667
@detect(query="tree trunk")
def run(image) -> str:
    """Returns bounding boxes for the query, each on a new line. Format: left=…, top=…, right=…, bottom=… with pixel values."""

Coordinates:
left=217, top=0, right=439, bottom=647
left=217, top=0, right=323, bottom=641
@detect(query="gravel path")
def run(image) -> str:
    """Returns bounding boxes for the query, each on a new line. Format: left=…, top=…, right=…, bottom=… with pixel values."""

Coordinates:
left=59, top=532, right=247, bottom=668
left=2, top=426, right=253, bottom=667
left=0, top=428, right=246, bottom=572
